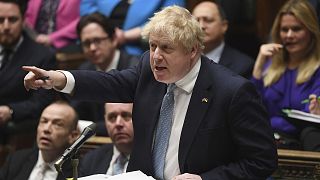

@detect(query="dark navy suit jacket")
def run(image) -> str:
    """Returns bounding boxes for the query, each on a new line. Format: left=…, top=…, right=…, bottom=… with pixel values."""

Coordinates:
left=0, top=33, right=56, bottom=122
left=0, top=148, right=73, bottom=180
left=72, top=50, right=139, bottom=135
left=219, top=44, right=254, bottom=79
left=79, top=143, right=113, bottom=177
left=68, top=51, right=277, bottom=179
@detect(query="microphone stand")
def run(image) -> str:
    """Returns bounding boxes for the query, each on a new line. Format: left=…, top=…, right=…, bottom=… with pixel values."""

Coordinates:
left=71, top=152, right=79, bottom=180
left=54, top=151, right=80, bottom=180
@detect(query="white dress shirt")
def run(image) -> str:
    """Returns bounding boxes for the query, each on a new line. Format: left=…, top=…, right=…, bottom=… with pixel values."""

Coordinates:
left=205, top=41, right=225, bottom=63
left=96, top=50, right=120, bottom=72
left=28, top=151, right=58, bottom=180
left=106, top=146, right=130, bottom=176
left=163, top=58, right=200, bottom=180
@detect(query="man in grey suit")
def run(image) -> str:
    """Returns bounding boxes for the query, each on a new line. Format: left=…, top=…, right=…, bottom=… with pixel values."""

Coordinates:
left=73, top=13, right=139, bottom=135
left=23, top=6, right=277, bottom=180
left=192, top=1, right=254, bottom=79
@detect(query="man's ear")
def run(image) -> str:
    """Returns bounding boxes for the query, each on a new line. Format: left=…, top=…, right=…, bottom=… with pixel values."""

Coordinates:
left=222, top=20, right=228, bottom=35
left=190, top=45, right=199, bottom=59
left=112, top=34, right=119, bottom=48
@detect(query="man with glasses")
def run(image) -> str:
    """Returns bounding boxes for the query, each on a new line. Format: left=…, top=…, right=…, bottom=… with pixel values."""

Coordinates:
left=73, top=12, right=139, bottom=136
left=0, top=0, right=55, bottom=147
left=80, top=103, right=134, bottom=177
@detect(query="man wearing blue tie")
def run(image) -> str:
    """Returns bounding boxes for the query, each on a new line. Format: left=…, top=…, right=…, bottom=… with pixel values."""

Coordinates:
left=23, top=5, right=277, bottom=180
left=79, top=103, right=134, bottom=177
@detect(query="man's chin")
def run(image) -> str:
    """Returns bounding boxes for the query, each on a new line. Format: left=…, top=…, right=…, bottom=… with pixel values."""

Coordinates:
left=0, top=40, right=16, bottom=47
left=38, top=146, right=52, bottom=152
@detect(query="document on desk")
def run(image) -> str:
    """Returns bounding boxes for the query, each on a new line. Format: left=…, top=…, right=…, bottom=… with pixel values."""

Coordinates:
left=78, top=171, right=155, bottom=180
left=282, top=109, right=320, bottom=123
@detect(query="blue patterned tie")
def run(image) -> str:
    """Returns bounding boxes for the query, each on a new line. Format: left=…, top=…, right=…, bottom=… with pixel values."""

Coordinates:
left=112, top=153, right=127, bottom=175
left=153, top=84, right=176, bottom=180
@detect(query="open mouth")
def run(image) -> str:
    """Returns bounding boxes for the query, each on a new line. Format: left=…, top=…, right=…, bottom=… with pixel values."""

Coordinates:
left=40, top=137, right=51, bottom=144
left=155, top=66, right=167, bottom=71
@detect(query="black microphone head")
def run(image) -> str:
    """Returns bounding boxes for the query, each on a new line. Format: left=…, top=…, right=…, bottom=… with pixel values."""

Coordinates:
left=82, top=123, right=96, bottom=137
left=87, top=122, right=96, bottom=131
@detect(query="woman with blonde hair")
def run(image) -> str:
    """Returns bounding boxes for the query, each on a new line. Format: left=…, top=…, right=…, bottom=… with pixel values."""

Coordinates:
left=252, top=0, right=320, bottom=151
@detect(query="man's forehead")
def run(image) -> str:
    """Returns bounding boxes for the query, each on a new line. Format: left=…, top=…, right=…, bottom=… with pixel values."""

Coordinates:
left=149, top=34, right=174, bottom=45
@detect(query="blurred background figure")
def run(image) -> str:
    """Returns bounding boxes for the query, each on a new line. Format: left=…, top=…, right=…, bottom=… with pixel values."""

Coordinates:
left=0, top=0, right=56, bottom=151
left=72, top=12, right=139, bottom=136
left=80, top=103, right=133, bottom=176
left=0, top=101, right=80, bottom=180
left=192, top=1, right=254, bottom=79
left=24, top=0, right=80, bottom=49
left=80, top=0, right=185, bottom=55
left=252, top=0, right=320, bottom=151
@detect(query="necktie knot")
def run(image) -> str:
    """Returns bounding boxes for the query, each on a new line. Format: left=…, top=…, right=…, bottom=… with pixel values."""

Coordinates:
left=117, top=153, right=127, bottom=164
left=37, top=163, right=50, bottom=180
left=112, top=153, right=127, bottom=175
left=167, top=84, right=176, bottom=94
left=0, top=48, right=13, bottom=70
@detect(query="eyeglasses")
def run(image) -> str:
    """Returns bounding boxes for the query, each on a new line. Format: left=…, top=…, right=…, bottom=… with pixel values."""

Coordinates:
left=0, top=16, right=20, bottom=24
left=81, top=37, right=109, bottom=48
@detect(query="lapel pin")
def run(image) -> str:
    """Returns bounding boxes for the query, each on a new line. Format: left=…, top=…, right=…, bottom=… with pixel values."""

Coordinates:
left=202, top=98, right=208, bottom=103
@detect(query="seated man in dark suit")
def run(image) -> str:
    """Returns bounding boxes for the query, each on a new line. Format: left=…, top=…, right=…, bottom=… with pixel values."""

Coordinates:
left=0, top=101, right=80, bottom=180
left=80, top=103, right=133, bottom=177
left=72, top=12, right=139, bottom=136
left=192, top=1, right=254, bottom=79
left=0, top=0, right=56, bottom=145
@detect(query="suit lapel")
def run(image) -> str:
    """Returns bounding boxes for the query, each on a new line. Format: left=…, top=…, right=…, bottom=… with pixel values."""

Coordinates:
left=14, top=150, right=38, bottom=180
left=102, top=145, right=114, bottom=173
left=178, top=57, right=214, bottom=172
left=218, top=45, right=232, bottom=67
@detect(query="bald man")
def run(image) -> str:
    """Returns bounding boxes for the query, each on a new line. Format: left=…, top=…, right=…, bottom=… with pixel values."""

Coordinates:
left=192, top=1, right=254, bottom=79
left=0, top=101, right=80, bottom=180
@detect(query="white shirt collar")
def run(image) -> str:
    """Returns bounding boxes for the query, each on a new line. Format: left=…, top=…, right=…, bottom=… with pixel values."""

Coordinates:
left=96, top=50, right=120, bottom=72
left=205, top=41, right=225, bottom=63
left=175, top=57, right=201, bottom=94
left=36, top=151, right=56, bottom=171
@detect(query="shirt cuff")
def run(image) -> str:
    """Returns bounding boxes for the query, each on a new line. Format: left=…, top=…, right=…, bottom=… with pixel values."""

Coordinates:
left=54, top=70, right=75, bottom=94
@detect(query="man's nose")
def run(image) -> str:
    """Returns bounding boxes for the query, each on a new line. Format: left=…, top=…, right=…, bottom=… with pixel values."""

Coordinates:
left=115, top=115, right=125, bottom=126
left=89, top=43, right=97, bottom=51
left=198, top=20, right=206, bottom=29
left=3, top=19, right=10, bottom=29
left=43, top=123, right=52, bottom=132
left=153, top=47, right=163, bottom=62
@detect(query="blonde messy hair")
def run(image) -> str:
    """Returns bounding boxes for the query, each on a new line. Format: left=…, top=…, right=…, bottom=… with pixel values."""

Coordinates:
left=264, top=0, right=320, bottom=86
left=141, top=5, right=205, bottom=52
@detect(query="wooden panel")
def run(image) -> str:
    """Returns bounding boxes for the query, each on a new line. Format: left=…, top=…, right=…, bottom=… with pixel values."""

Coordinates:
left=273, top=149, right=320, bottom=179
left=80, top=136, right=112, bottom=156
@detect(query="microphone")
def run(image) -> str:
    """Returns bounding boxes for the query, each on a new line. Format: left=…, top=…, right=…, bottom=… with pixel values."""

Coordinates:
left=54, top=123, right=96, bottom=172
